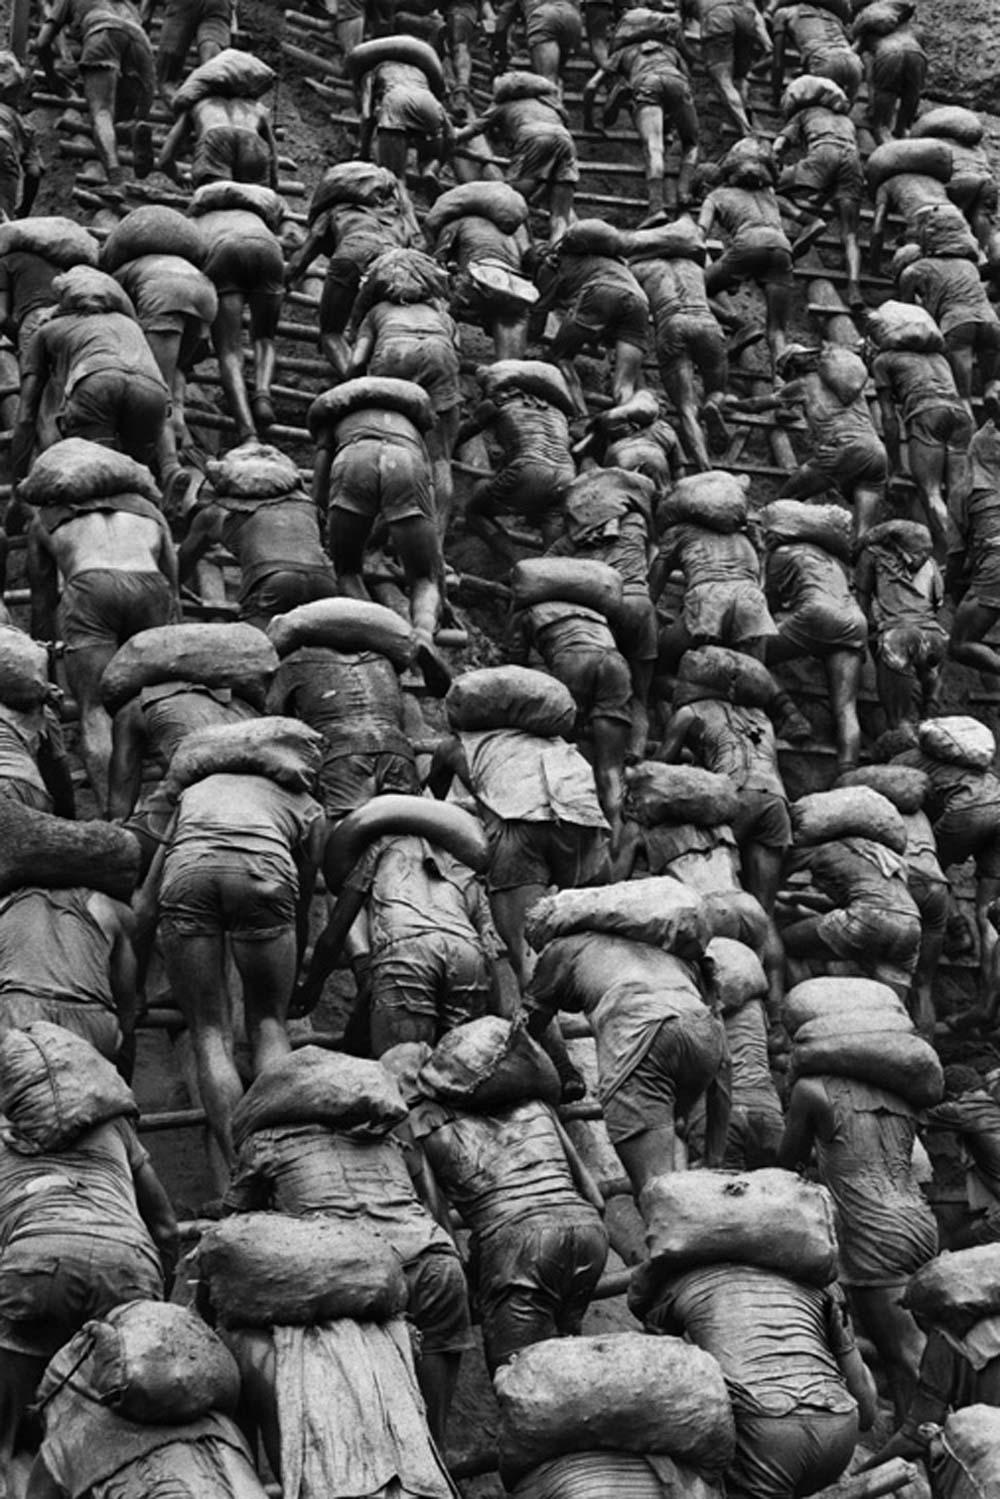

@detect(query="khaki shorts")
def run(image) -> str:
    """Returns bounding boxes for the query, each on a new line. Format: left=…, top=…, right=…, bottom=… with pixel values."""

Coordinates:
left=602, top=1009, right=727, bottom=1144
left=329, top=436, right=433, bottom=525
left=368, top=931, right=492, bottom=1053
left=684, top=579, right=778, bottom=648
left=159, top=860, right=296, bottom=941
left=483, top=813, right=611, bottom=893
left=404, top=1244, right=473, bottom=1356
left=59, top=569, right=176, bottom=654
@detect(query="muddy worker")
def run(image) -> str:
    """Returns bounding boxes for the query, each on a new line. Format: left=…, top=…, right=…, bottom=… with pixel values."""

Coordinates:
left=350, top=38, right=452, bottom=196
left=408, top=1018, right=609, bottom=1368
left=585, top=389, right=683, bottom=491
left=627, top=220, right=730, bottom=471
left=490, top=0, right=582, bottom=84
left=897, top=242, right=1000, bottom=411
left=855, top=520, right=946, bottom=731
left=853, top=1, right=926, bottom=145
left=774, top=76, right=863, bottom=308
left=189, top=181, right=285, bottom=440
left=923, top=1066, right=1000, bottom=1235
left=947, top=421, right=1000, bottom=679
left=683, top=0, right=771, bottom=138
left=455, top=73, right=579, bottom=243
left=424, top=182, right=536, bottom=361
left=771, top=1, right=862, bottom=105
left=868, top=162, right=952, bottom=274
left=583, top=7, right=699, bottom=221
left=34, top=0, right=155, bottom=192
left=143, top=0, right=232, bottom=99
left=0, top=53, right=41, bottom=221
left=0, top=667, right=73, bottom=816
left=178, top=445, right=338, bottom=632
left=11, top=266, right=170, bottom=481
left=155, top=52, right=280, bottom=189
left=25, top=440, right=179, bottom=805
left=0, top=221, right=100, bottom=378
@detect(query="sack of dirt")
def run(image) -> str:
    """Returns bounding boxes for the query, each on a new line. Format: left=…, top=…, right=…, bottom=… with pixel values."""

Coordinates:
left=793, top=1010, right=915, bottom=1051
left=268, top=598, right=415, bottom=670
left=919, top=716, right=996, bottom=771
left=837, top=765, right=928, bottom=814
left=818, top=344, right=869, bottom=404
left=101, top=205, right=206, bottom=273
left=781, top=74, right=849, bottom=115
left=0, top=216, right=99, bottom=269
left=661, top=471, right=750, bottom=533
left=344, top=35, right=444, bottom=90
left=511, top=559, right=624, bottom=619
left=172, top=47, right=275, bottom=111
left=707, top=937, right=767, bottom=1014
left=612, top=6, right=682, bottom=47
left=677, top=646, right=774, bottom=709
left=760, top=500, right=853, bottom=562
left=782, top=976, right=909, bottom=1035
left=902, top=1246, right=1000, bottom=1338
left=232, top=1046, right=407, bottom=1149
left=323, top=795, right=489, bottom=891
left=912, top=104, right=985, bottom=146
left=866, top=138, right=953, bottom=190
left=188, top=181, right=285, bottom=233
left=205, top=442, right=302, bottom=499
left=417, top=1016, right=561, bottom=1111
left=424, top=181, right=529, bottom=241
left=308, top=376, right=434, bottom=436
left=100, top=623, right=278, bottom=714
left=493, top=71, right=561, bottom=104
left=640, top=1169, right=838, bottom=1285
left=791, top=786, right=907, bottom=853
left=773, top=0, right=850, bottom=16
left=0, top=1020, right=137, bottom=1151
left=0, top=801, right=140, bottom=900
left=354, top=248, right=450, bottom=318
left=0, top=626, right=50, bottom=709
left=17, top=438, right=160, bottom=507
left=495, top=1333, right=735, bottom=1484
left=309, top=162, right=400, bottom=221
left=445, top=665, right=576, bottom=737
left=850, top=0, right=915, bottom=37
left=937, top=1406, right=1000, bottom=1499
left=557, top=220, right=624, bottom=259
left=53, top=265, right=135, bottom=318
left=165, top=717, right=324, bottom=796
left=525, top=878, right=709, bottom=957
left=866, top=298, right=944, bottom=353
left=479, top=359, right=578, bottom=419
left=790, top=1029, right=944, bottom=1109
left=624, top=762, right=739, bottom=828
left=511, top=1453, right=722, bottom=1499
left=915, top=201, right=979, bottom=261
left=198, top=1213, right=408, bottom=1327
left=87, top=1301, right=241, bottom=1424
left=623, top=216, right=706, bottom=264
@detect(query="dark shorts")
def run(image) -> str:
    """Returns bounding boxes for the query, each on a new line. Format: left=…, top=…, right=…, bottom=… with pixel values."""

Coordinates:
left=444, top=0, right=477, bottom=44
left=909, top=873, right=949, bottom=940
left=159, top=860, right=297, bottom=940
left=158, top=0, right=231, bottom=76
left=377, top=86, right=447, bottom=142
left=509, top=128, right=580, bottom=185
left=477, top=1211, right=608, bottom=1370
left=329, top=436, right=433, bottom=525
left=731, top=788, right=792, bottom=852
left=525, top=0, right=582, bottom=52
left=59, top=569, right=176, bottom=653
left=907, top=403, right=973, bottom=449
left=778, top=598, right=868, bottom=656
left=948, top=173, right=999, bottom=219
left=816, top=904, right=921, bottom=988
left=204, top=235, right=284, bottom=298
left=59, top=370, right=169, bottom=465
left=370, top=339, right=461, bottom=416
left=192, top=127, right=272, bottom=188
left=945, top=320, right=1000, bottom=365
left=134, top=269, right=218, bottom=338
left=870, top=46, right=926, bottom=97
left=558, top=282, right=650, bottom=354
left=319, top=748, right=418, bottom=819
left=0, top=994, right=121, bottom=1059
left=658, top=312, right=727, bottom=391
left=631, top=68, right=696, bottom=140
left=239, top=567, right=338, bottom=632
left=0, top=1230, right=162, bottom=1359
left=934, top=804, right=1000, bottom=879
left=804, top=438, right=888, bottom=497
left=700, top=0, right=761, bottom=76
left=368, top=930, right=492, bottom=1054
left=727, top=1409, right=858, bottom=1499
left=404, top=1244, right=473, bottom=1356
left=320, top=256, right=368, bottom=336
left=482, top=812, right=611, bottom=893
left=707, top=242, right=793, bottom=294
left=779, top=143, right=864, bottom=206
left=875, top=622, right=947, bottom=677
left=545, top=640, right=633, bottom=726
left=79, top=22, right=155, bottom=119
left=724, top=1103, right=785, bottom=1170
left=480, top=457, right=576, bottom=521
left=602, top=1009, right=727, bottom=1143
left=684, top=579, right=778, bottom=648
left=616, top=590, right=659, bottom=665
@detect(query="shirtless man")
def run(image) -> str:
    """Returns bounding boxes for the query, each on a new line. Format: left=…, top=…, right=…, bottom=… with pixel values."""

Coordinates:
left=456, top=74, right=579, bottom=242
left=157, top=91, right=280, bottom=190
left=34, top=0, right=154, bottom=190
left=27, top=469, right=178, bottom=803
left=774, top=78, right=863, bottom=306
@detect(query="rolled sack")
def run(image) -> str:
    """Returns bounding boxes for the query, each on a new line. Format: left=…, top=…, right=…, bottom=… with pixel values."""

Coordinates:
left=323, top=794, right=489, bottom=890
left=268, top=597, right=416, bottom=670
left=100, top=623, right=278, bottom=714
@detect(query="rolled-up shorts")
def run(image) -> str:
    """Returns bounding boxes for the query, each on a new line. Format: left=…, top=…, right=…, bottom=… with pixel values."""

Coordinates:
left=58, top=569, right=176, bottom=653
left=907, top=402, right=974, bottom=449
left=525, top=0, right=582, bottom=52
left=59, top=370, right=169, bottom=461
left=700, top=0, right=760, bottom=75
left=944, top=319, right=1000, bottom=370
left=948, top=172, right=999, bottom=219
left=368, top=930, right=492, bottom=1053
left=321, top=256, right=370, bottom=336
left=658, top=311, right=726, bottom=391
left=203, top=234, right=284, bottom=298
left=708, top=241, right=793, bottom=293
left=0, top=993, right=121, bottom=1058
left=240, top=567, right=338, bottom=632
left=482, top=811, right=611, bottom=893
left=319, top=749, right=419, bottom=819
left=726, top=1408, right=858, bottom=1499
left=509, top=127, right=580, bottom=184
left=876, top=622, right=947, bottom=676
left=630, top=67, right=696, bottom=141
left=603, top=1009, right=727, bottom=1143
left=909, top=872, right=949, bottom=941
left=684, top=579, right=778, bottom=647
left=616, top=589, right=659, bottom=665
left=779, top=143, right=864, bottom=205
left=546, top=641, right=633, bottom=725
left=80, top=21, right=155, bottom=119
left=377, top=85, right=447, bottom=141
left=816, top=904, right=921, bottom=987
left=0, top=1230, right=162, bottom=1359
left=481, top=457, right=575, bottom=521
left=870, top=45, right=926, bottom=96
left=192, top=126, right=271, bottom=187
left=133, top=269, right=218, bottom=339
left=778, top=598, right=868, bottom=656
left=405, top=1244, right=473, bottom=1355
left=329, top=436, right=433, bottom=525
left=158, top=0, right=231, bottom=77
left=477, top=1212, right=608, bottom=1369
left=561, top=281, right=650, bottom=352
left=159, top=859, right=297, bottom=940
left=731, top=788, right=792, bottom=852
left=934, top=802, right=1000, bottom=878
left=809, top=437, right=888, bottom=494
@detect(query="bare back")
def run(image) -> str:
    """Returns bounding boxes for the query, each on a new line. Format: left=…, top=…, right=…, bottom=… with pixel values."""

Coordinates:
left=45, top=511, right=166, bottom=582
